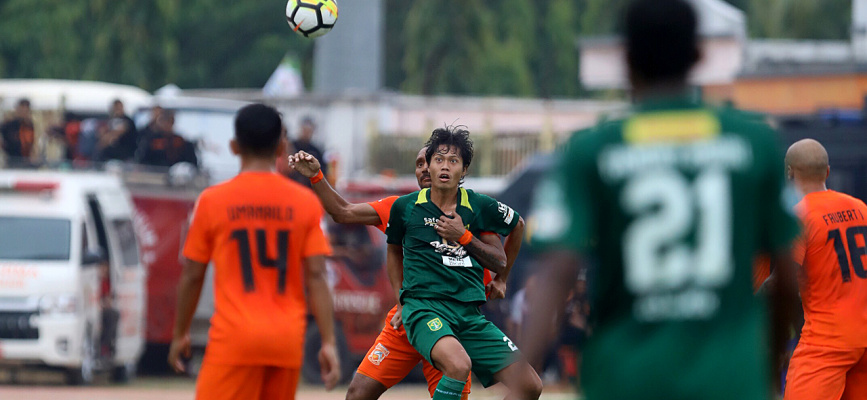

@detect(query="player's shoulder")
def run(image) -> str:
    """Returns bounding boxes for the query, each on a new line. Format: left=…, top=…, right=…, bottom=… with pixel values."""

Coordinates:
left=393, top=190, right=421, bottom=209
left=828, top=190, right=867, bottom=209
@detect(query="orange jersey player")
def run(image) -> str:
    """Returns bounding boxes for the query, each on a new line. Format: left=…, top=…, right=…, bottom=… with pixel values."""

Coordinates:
left=288, top=147, right=523, bottom=400
left=783, top=139, right=867, bottom=400
left=168, top=104, right=340, bottom=400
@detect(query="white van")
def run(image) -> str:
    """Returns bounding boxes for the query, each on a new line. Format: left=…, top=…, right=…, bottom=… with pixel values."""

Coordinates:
left=0, top=170, right=146, bottom=384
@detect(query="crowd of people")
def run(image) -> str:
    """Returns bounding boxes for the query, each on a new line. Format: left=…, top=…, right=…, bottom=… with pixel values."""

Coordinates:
left=0, top=98, right=198, bottom=171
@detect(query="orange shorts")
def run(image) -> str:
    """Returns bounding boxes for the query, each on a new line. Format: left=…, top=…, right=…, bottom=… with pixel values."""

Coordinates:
left=784, top=343, right=867, bottom=400
left=356, top=324, right=471, bottom=399
left=196, top=362, right=300, bottom=400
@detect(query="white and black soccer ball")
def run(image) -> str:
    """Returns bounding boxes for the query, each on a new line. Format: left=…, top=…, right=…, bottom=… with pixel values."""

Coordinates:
left=286, top=0, right=338, bottom=39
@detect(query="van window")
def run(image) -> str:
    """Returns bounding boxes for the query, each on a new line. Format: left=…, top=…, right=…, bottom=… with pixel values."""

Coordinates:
left=112, top=219, right=139, bottom=267
left=0, top=217, right=71, bottom=260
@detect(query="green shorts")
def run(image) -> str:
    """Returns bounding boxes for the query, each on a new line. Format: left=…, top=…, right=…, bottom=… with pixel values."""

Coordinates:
left=402, top=297, right=521, bottom=387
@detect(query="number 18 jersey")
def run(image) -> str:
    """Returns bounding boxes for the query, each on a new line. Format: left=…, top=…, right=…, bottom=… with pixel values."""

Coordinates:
left=532, top=98, right=800, bottom=400
left=183, top=172, right=332, bottom=367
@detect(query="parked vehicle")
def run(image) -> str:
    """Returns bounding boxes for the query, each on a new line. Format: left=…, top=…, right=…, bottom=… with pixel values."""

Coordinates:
left=0, top=170, right=146, bottom=384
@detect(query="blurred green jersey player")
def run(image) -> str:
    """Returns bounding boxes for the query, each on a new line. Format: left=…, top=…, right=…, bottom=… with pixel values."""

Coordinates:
left=524, top=1, right=801, bottom=400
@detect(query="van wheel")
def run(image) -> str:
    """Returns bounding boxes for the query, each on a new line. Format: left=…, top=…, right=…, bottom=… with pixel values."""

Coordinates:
left=66, top=330, right=95, bottom=385
left=301, top=322, right=352, bottom=385
left=111, top=361, right=137, bottom=383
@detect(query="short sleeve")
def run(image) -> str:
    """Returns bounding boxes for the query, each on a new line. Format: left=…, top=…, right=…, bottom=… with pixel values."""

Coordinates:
left=530, top=133, right=596, bottom=251
left=756, top=127, right=801, bottom=253
left=182, top=193, right=214, bottom=264
left=368, top=196, right=399, bottom=233
left=476, top=195, right=519, bottom=237
left=303, top=204, right=333, bottom=257
left=385, top=196, right=409, bottom=245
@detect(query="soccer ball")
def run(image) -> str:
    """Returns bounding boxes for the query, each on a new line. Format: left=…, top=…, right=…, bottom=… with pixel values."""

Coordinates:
left=286, top=0, right=338, bottom=38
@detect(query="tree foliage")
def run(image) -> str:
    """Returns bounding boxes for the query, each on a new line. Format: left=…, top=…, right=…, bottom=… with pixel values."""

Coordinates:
left=0, top=0, right=856, bottom=95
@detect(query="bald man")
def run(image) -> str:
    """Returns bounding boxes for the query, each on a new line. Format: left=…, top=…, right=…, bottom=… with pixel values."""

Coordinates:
left=783, top=139, right=867, bottom=400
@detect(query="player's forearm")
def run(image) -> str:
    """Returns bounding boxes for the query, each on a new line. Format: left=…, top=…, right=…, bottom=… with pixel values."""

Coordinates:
left=498, top=217, right=525, bottom=280
left=311, top=179, right=381, bottom=225
left=465, top=235, right=507, bottom=274
left=386, top=244, right=404, bottom=303
left=769, top=252, right=800, bottom=368
left=172, top=260, right=207, bottom=339
left=305, top=256, right=337, bottom=345
left=523, top=251, right=580, bottom=368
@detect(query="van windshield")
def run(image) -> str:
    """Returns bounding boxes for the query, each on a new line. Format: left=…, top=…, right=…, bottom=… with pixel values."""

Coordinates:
left=0, top=217, right=71, bottom=261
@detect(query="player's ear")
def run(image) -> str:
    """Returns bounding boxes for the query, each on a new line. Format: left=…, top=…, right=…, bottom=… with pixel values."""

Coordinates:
left=229, top=139, right=241, bottom=156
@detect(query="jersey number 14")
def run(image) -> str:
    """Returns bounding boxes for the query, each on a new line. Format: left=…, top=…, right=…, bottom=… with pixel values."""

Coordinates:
left=230, top=228, right=290, bottom=293
left=622, top=169, right=733, bottom=293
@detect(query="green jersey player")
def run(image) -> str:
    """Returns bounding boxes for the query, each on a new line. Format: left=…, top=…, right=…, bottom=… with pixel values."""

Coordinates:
left=386, top=127, right=542, bottom=400
left=524, top=1, right=801, bottom=399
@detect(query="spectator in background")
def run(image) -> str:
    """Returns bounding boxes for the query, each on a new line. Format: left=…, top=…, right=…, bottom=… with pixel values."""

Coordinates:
left=1, top=99, right=36, bottom=167
left=136, top=110, right=198, bottom=169
left=292, top=116, right=327, bottom=185
left=137, top=105, right=163, bottom=145
left=96, top=99, right=137, bottom=162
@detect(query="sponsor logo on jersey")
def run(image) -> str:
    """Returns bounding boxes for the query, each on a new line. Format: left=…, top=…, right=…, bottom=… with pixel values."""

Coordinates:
left=424, top=217, right=438, bottom=227
left=367, top=343, right=390, bottom=366
left=498, top=202, right=515, bottom=224
left=429, top=239, right=467, bottom=258
left=427, top=318, right=443, bottom=331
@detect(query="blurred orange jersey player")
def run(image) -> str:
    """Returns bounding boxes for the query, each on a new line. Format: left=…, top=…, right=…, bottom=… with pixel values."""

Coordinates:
left=169, top=104, right=340, bottom=400
left=288, top=147, right=523, bottom=400
left=783, top=139, right=867, bottom=400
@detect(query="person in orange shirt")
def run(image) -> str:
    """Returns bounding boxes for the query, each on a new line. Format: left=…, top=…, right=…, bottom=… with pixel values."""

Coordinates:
left=288, top=147, right=523, bottom=400
left=783, top=139, right=867, bottom=400
left=168, top=104, right=341, bottom=400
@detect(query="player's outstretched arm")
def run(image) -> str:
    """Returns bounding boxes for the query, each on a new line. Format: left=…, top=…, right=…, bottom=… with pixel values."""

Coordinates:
left=386, top=244, right=405, bottom=329
left=523, top=250, right=582, bottom=370
left=304, top=255, right=341, bottom=390
left=168, top=258, right=208, bottom=373
left=288, top=151, right=380, bottom=225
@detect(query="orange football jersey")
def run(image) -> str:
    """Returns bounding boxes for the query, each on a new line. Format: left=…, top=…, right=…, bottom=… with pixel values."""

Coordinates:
left=184, top=172, right=332, bottom=367
left=794, top=190, right=867, bottom=348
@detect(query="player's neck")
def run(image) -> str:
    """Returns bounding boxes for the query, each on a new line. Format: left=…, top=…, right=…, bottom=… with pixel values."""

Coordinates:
left=631, top=81, right=691, bottom=103
left=239, top=157, right=276, bottom=173
left=799, top=181, right=828, bottom=195
left=430, top=185, right=459, bottom=210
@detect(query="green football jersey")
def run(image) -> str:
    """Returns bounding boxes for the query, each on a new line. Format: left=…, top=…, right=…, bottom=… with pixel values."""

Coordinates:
left=386, top=187, right=519, bottom=304
left=531, top=98, right=800, bottom=400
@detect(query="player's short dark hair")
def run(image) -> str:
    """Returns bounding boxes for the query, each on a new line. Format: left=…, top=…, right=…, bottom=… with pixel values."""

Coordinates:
left=424, top=126, right=474, bottom=170
left=234, top=103, right=283, bottom=157
left=624, top=0, right=699, bottom=82
left=17, top=98, right=30, bottom=108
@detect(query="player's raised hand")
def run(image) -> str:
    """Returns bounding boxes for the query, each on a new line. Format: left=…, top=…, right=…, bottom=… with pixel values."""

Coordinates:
left=435, top=212, right=466, bottom=242
left=167, top=334, right=192, bottom=374
left=318, top=342, right=341, bottom=390
left=288, top=150, right=321, bottom=178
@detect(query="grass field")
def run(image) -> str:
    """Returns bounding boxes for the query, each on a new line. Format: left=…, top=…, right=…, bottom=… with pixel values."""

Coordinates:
left=0, top=371, right=580, bottom=400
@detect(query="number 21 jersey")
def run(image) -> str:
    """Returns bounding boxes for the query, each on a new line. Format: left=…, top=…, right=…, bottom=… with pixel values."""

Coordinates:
left=183, top=172, right=332, bottom=367
left=532, top=99, right=800, bottom=400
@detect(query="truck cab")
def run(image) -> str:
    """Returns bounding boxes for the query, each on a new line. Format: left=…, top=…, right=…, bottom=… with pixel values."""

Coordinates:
left=0, top=170, right=146, bottom=384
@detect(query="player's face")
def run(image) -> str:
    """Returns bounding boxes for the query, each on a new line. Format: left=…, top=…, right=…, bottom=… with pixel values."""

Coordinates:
left=429, top=145, right=465, bottom=190
left=415, top=147, right=431, bottom=189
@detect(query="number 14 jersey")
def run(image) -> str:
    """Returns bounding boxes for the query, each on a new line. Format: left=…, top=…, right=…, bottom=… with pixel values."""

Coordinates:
left=183, top=172, right=332, bottom=367
left=531, top=98, right=800, bottom=400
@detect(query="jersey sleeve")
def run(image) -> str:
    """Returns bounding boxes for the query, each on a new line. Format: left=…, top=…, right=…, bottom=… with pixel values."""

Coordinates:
left=756, top=126, right=801, bottom=254
left=476, top=194, right=520, bottom=236
left=385, top=195, right=410, bottom=245
left=530, top=131, right=597, bottom=252
left=368, top=196, right=399, bottom=233
left=182, top=192, right=214, bottom=264
left=303, top=203, right=333, bottom=257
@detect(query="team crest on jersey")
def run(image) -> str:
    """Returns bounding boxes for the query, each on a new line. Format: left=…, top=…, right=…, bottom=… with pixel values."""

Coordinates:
left=427, top=318, right=443, bottom=331
left=367, top=343, right=390, bottom=366
left=498, top=202, right=515, bottom=224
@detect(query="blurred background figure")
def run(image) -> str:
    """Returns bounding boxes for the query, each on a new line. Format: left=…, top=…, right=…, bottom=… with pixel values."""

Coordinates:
left=96, top=99, right=138, bottom=162
left=136, top=110, right=198, bottom=170
left=1, top=98, right=36, bottom=168
left=292, top=116, right=327, bottom=186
